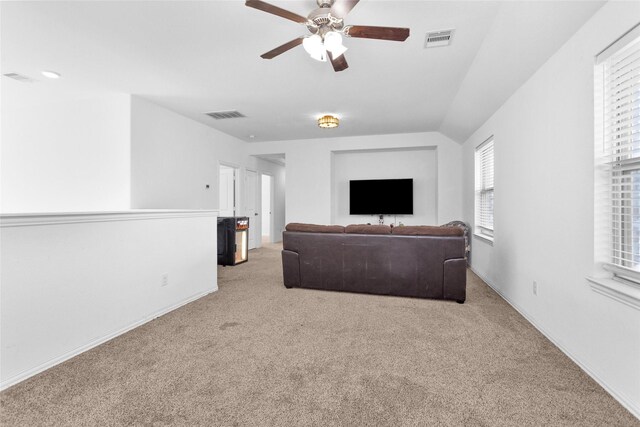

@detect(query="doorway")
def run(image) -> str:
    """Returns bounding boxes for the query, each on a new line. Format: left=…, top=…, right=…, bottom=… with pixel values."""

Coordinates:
left=219, top=164, right=238, bottom=217
left=261, top=174, right=273, bottom=245
left=245, top=169, right=258, bottom=249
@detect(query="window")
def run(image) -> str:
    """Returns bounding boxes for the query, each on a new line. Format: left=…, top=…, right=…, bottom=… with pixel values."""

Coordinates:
left=475, top=137, right=494, bottom=241
left=595, top=28, right=640, bottom=285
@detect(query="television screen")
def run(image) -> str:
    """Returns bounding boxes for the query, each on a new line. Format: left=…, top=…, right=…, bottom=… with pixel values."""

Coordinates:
left=349, top=179, right=413, bottom=215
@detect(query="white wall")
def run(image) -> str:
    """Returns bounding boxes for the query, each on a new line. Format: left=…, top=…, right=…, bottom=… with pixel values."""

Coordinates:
left=331, top=148, right=437, bottom=226
left=248, top=132, right=462, bottom=226
left=258, top=159, right=286, bottom=240
left=261, top=174, right=271, bottom=236
left=252, top=159, right=286, bottom=242
left=218, top=165, right=236, bottom=217
left=0, top=87, right=131, bottom=213
left=0, top=211, right=218, bottom=389
left=462, top=1, right=640, bottom=416
left=0, top=89, right=287, bottom=232
left=130, top=97, right=286, bottom=243
left=131, top=96, right=242, bottom=210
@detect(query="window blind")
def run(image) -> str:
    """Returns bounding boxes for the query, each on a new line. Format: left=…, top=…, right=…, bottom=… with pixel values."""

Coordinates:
left=602, top=36, right=640, bottom=271
left=475, top=138, right=494, bottom=235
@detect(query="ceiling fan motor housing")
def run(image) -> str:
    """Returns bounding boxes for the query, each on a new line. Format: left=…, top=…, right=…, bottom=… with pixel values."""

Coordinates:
left=316, top=0, right=334, bottom=8
left=307, top=7, right=344, bottom=34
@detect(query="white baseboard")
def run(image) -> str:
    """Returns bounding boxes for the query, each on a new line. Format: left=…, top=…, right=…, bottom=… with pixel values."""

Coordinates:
left=0, top=287, right=217, bottom=391
left=468, top=267, right=640, bottom=420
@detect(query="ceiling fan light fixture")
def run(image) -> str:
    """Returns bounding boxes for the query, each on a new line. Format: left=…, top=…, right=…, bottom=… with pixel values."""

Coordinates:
left=323, top=31, right=342, bottom=50
left=324, top=31, right=347, bottom=58
left=317, top=115, right=339, bottom=129
left=310, top=49, right=327, bottom=62
left=303, top=34, right=325, bottom=60
left=312, top=49, right=327, bottom=62
left=247, top=0, right=410, bottom=72
left=329, top=43, right=347, bottom=58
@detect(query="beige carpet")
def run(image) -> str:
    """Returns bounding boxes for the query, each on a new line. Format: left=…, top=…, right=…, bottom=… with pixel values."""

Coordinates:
left=1, top=243, right=637, bottom=426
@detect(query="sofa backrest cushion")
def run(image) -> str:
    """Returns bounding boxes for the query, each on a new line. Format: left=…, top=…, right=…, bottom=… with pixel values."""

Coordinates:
left=282, top=230, right=466, bottom=299
left=392, top=225, right=463, bottom=236
left=285, top=223, right=345, bottom=233
left=345, top=224, right=392, bottom=235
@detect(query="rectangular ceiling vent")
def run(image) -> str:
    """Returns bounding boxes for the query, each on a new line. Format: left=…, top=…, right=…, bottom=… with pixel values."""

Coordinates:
left=3, top=72, right=35, bottom=83
left=424, top=29, right=454, bottom=48
left=205, top=110, right=246, bottom=120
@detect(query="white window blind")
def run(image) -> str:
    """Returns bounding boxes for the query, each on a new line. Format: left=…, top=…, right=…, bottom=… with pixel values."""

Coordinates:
left=601, top=35, right=640, bottom=274
left=475, top=138, right=494, bottom=237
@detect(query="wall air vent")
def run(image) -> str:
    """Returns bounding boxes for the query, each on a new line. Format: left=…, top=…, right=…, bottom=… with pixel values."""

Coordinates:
left=424, top=29, right=454, bottom=48
left=3, top=73, right=35, bottom=83
left=205, top=110, right=246, bottom=120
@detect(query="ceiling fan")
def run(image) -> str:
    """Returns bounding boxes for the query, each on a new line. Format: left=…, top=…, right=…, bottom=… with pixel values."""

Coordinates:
left=245, top=0, right=410, bottom=72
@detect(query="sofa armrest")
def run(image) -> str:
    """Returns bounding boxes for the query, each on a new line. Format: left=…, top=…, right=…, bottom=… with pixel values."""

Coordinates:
left=282, top=250, right=301, bottom=289
left=443, top=258, right=466, bottom=303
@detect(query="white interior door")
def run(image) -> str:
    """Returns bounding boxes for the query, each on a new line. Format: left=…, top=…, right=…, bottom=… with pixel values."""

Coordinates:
left=218, top=165, right=236, bottom=217
left=261, top=174, right=272, bottom=244
left=245, top=170, right=258, bottom=249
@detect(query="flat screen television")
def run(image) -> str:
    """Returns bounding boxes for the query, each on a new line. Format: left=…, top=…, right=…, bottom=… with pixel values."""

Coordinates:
left=349, top=178, right=413, bottom=215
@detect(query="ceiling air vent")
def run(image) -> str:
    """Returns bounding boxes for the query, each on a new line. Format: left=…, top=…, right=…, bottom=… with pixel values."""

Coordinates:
left=424, top=29, right=454, bottom=48
left=3, top=72, right=35, bottom=83
left=205, top=110, right=246, bottom=120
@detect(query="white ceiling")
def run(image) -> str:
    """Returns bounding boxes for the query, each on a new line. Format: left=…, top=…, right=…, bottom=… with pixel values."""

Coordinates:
left=1, top=1, right=604, bottom=143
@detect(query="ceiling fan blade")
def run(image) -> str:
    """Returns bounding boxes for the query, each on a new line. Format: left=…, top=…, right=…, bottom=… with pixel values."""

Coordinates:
left=328, top=52, right=348, bottom=72
left=345, top=25, right=410, bottom=42
left=245, top=0, right=308, bottom=24
left=330, top=0, right=360, bottom=18
left=260, top=37, right=305, bottom=59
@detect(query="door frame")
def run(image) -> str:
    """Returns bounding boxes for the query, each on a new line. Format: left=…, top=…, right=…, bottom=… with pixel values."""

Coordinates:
left=245, top=168, right=259, bottom=249
left=260, top=172, right=276, bottom=245
left=218, top=161, right=240, bottom=217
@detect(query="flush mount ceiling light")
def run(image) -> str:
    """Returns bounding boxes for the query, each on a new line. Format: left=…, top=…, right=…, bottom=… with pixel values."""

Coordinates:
left=41, top=70, right=61, bottom=79
left=318, top=115, right=339, bottom=129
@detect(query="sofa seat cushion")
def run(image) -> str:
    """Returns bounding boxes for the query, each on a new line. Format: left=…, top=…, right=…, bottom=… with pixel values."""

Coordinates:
left=285, top=223, right=345, bottom=233
left=345, top=224, right=392, bottom=234
left=392, top=225, right=463, bottom=236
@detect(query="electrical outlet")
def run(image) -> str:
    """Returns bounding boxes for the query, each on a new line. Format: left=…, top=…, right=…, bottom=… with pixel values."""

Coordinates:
left=533, top=281, right=538, bottom=296
left=161, top=273, right=169, bottom=287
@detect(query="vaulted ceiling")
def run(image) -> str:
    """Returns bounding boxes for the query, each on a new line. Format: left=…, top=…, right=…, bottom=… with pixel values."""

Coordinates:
left=1, top=1, right=604, bottom=143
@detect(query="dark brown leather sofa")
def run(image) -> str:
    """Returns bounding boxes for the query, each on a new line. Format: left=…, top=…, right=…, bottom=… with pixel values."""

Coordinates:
left=281, top=223, right=467, bottom=303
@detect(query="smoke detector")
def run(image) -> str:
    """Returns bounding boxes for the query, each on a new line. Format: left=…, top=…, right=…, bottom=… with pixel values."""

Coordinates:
left=424, top=29, right=454, bottom=48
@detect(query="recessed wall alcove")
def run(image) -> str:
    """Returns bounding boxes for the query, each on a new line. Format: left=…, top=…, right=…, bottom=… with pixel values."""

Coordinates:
left=330, top=147, right=437, bottom=226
